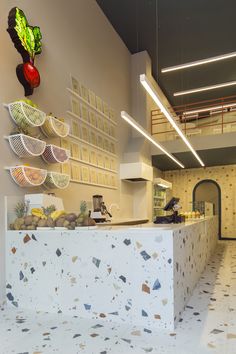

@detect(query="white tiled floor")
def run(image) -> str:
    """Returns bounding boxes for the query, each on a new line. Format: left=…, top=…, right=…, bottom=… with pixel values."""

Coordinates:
left=1, top=241, right=236, bottom=354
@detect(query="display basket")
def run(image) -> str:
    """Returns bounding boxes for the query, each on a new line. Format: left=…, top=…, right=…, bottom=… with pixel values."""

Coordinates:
left=43, top=171, right=70, bottom=189
left=41, top=115, right=70, bottom=138
left=6, top=134, right=46, bottom=158
left=8, top=165, right=47, bottom=187
left=6, top=101, right=46, bottom=128
left=42, top=144, right=70, bottom=164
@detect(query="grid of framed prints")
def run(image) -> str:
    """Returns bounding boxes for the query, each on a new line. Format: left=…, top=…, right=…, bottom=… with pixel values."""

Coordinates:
left=65, top=75, right=119, bottom=190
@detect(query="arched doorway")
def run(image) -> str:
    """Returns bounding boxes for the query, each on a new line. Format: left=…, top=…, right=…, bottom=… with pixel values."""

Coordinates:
left=192, top=179, right=221, bottom=239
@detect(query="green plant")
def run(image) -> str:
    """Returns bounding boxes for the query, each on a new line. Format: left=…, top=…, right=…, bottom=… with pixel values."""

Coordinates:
left=14, top=202, right=28, bottom=218
left=80, top=201, right=87, bottom=214
left=42, top=204, right=56, bottom=216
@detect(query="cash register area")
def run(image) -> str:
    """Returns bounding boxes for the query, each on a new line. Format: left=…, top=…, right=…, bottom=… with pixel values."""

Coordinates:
left=1, top=240, right=236, bottom=354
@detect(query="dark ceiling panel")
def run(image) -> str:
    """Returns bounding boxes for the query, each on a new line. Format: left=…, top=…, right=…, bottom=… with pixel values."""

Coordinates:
left=152, top=146, right=236, bottom=171
left=96, top=0, right=236, bottom=106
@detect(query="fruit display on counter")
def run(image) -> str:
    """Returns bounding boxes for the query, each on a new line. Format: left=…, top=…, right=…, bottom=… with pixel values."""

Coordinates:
left=41, top=115, right=70, bottom=138
left=9, top=166, right=47, bottom=187
left=42, top=144, right=70, bottom=164
left=9, top=201, right=96, bottom=230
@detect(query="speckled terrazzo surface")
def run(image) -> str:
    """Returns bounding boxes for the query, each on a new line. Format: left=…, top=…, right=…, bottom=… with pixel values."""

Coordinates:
left=1, top=241, right=236, bottom=354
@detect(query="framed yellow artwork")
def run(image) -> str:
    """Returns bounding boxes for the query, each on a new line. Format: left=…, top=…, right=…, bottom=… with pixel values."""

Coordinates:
left=81, top=166, right=90, bottom=182
left=71, top=143, right=80, bottom=159
left=61, top=139, right=71, bottom=151
left=96, top=96, right=103, bottom=112
left=89, top=111, right=97, bottom=127
left=90, top=131, right=97, bottom=146
left=90, top=169, right=97, bottom=184
left=71, top=120, right=80, bottom=137
left=104, top=139, right=109, bottom=152
left=97, top=154, right=104, bottom=168
left=71, top=163, right=80, bottom=181
left=81, top=104, right=89, bottom=122
left=81, top=125, right=89, bottom=142
left=61, top=162, right=71, bottom=177
left=104, top=156, right=110, bottom=170
left=110, top=142, right=115, bottom=154
left=71, top=76, right=81, bottom=95
left=97, top=115, right=104, bottom=131
left=90, top=150, right=97, bottom=165
left=97, top=172, right=103, bottom=185
left=97, top=135, right=103, bottom=149
left=81, top=146, right=89, bottom=162
left=110, top=158, right=116, bottom=171
left=71, top=98, right=80, bottom=116
left=81, top=84, right=89, bottom=101
left=89, top=90, right=96, bottom=107
left=103, top=102, right=109, bottom=117
left=104, top=120, right=110, bottom=135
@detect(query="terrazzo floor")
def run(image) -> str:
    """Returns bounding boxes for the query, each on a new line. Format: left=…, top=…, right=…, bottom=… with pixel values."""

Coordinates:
left=1, top=241, right=236, bottom=354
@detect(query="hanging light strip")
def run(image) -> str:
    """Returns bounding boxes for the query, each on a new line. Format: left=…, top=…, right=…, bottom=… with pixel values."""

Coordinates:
left=183, top=102, right=236, bottom=116
left=140, top=74, right=205, bottom=167
left=174, top=81, right=236, bottom=97
left=120, top=111, right=185, bottom=169
left=161, top=51, right=236, bottom=73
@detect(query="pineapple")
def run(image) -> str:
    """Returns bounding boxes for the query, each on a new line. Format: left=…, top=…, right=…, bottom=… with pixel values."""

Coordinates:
left=42, top=204, right=56, bottom=217
left=76, top=201, right=88, bottom=225
left=14, top=202, right=28, bottom=218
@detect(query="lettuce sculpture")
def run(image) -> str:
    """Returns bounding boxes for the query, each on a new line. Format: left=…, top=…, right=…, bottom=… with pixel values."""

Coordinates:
left=7, top=7, right=42, bottom=96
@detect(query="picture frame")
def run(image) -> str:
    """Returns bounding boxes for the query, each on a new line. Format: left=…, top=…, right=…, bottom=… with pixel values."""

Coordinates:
left=81, top=146, right=89, bottom=162
left=81, top=166, right=90, bottom=182
left=89, top=111, right=97, bottom=127
left=104, top=156, right=110, bottom=170
left=81, top=104, right=89, bottom=122
left=103, top=101, right=109, bottom=117
left=61, top=138, right=71, bottom=151
left=61, top=162, right=71, bottom=177
left=71, top=98, right=80, bottom=116
left=104, top=138, right=109, bottom=152
left=90, top=169, right=97, bottom=184
left=97, top=172, right=103, bottom=185
left=71, top=120, right=80, bottom=137
left=110, top=158, right=116, bottom=171
left=110, top=125, right=115, bottom=138
left=104, top=120, right=110, bottom=135
left=71, top=75, right=81, bottom=95
left=97, top=135, right=103, bottom=149
left=97, top=115, right=104, bottom=131
left=81, top=125, right=89, bottom=142
left=110, top=175, right=116, bottom=187
left=97, top=154, right=104, bottom=168
left=89, top=89, right=96, bottom=107
left=81, top=84, right=89, bottom=101
left=90, top=150, right=97, bottom=165
left=96, top=96, right=103, bottom=112
left=110, top=142, right=116, bottom=154
left=71, top=142, right=80, bottom=159
left=71, top=163, right=80, bottom=181
left=90, top=131, right=97, bottom=146
left=103, top=174, right=109, bottom=186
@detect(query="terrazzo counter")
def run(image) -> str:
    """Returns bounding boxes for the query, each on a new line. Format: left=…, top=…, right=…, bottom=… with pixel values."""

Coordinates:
left=5, top=216, right=218, bottom=330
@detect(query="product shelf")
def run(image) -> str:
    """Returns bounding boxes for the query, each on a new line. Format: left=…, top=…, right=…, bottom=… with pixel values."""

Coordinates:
left=5, top=134, right=46, bottom=158
left=43, top=171, right=70, bottom=189
left=41, top=115, right=70, bottom=138
left=5, top=101, right=46, bottom=128
left=42, top=144, right=70, bottom=164
left=6, top=165, right=47, bottom=187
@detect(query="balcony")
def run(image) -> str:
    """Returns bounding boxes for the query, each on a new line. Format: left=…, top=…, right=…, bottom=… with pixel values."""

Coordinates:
left=151, top=95, right=236, bottom=142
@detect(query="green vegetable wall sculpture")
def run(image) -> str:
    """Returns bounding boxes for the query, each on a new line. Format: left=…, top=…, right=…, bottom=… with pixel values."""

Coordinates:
left=7, top=7, right=42, bottom=96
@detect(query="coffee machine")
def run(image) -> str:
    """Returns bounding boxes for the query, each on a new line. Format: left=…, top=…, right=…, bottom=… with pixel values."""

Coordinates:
left=90, top=195, right=112, bottom=222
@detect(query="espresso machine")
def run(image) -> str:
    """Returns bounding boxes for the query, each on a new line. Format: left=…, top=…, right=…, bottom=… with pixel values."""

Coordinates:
left=90, top=195, right=112, bottom=222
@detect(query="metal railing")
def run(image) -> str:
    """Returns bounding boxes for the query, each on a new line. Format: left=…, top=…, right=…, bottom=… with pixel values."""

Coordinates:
left=151, top=95, right=236, bottom=141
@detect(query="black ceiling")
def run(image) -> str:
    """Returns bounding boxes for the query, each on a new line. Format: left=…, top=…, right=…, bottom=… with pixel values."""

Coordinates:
left=97, top=0, right=236, bottom=107
left=152, top=146, right=236, bottom=171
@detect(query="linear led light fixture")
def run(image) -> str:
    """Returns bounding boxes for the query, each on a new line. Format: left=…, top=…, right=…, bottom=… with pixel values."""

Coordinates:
left=140, top=74, right=205, bottom=167
left=183, top=102, right=236, bottom=116
left=174, top=81, right=236, bottom=97
left=161, top=51, right=236, bottom=73
left=120, top=111, right=184, bottom=169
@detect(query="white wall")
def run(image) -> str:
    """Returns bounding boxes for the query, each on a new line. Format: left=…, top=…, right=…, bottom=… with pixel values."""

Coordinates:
left=0, top=0, right=134, bottom=304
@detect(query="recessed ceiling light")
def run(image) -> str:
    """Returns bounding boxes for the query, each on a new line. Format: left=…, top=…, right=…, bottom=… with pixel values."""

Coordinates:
left=140, top=74, right=205, bottom=167
left=174, top=81, right=236, bottom=97
left=120, top=111, right=185, bottom=169
left=161, top=51, right=236, bottom=73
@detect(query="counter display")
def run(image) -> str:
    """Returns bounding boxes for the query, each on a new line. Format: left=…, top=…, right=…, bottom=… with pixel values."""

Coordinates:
left=5, top=217, right=218, bottom=330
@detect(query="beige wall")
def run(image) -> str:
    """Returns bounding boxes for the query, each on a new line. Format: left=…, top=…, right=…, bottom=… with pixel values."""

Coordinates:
left=164, top=164, right=236, bottom=238
left=0, top=0, right=136, bottom=303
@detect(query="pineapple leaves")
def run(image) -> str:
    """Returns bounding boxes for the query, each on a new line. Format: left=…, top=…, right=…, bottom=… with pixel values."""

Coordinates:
left=14, top=7, right=42, bottom=60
